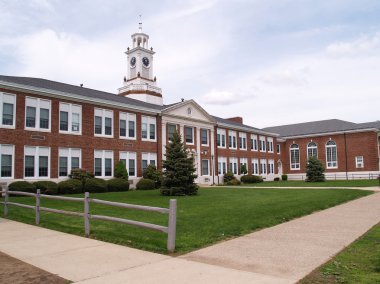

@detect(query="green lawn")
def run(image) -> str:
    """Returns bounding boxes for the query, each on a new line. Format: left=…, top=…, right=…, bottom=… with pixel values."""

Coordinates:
left=240, top=179, right=379, bottom=188
left=0, top=188, right=372, bottom=254
left=301, top=223, right=380, bottom=284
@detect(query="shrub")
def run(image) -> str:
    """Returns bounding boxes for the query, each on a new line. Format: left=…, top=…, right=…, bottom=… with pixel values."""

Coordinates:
left=8, top=181, right=36, bottom=193
left=240, top=164, right=248, bottom=175
left=107, top=178, right=130, bottom=192
left=226, top=179, right=241, bottom=186
left=281, top=174, right=288, bottom=181
left=223, top=171, right=235, bottom=183
left=114, top=161, right=129, bottom=180
left=33, top=181, right=58, bottom=195
left=306, top=157, right=325, bottom=182
left=160, top=184, right=199, bottom=196
left=84, top=178, right=108, bottom=193
left=136, top=178, right=156, bottom=190
left=58, top=179, right=83, bottom=194
left=143, top=165, right=162, bottom=188
left=274, top=177, right=280, bottom=182
left=69, top=168, right=94, bottom=188
left=240, top=175, right=263, bottom=184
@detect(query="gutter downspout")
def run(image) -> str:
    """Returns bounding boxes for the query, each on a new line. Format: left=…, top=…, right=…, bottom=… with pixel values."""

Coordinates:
left=344, top=132, right=348, bottom=180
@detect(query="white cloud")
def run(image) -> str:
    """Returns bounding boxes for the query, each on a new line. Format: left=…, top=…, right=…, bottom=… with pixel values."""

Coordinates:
left=326, top=33, right=380, bottom=57
left=201, top=89, right=252, bottom=105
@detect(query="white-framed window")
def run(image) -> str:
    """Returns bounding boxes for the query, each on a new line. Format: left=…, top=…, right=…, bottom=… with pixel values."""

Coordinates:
left=307, top=142, right=318, bottom=159
left=290, top=144, right=300, bottom=170
left=142, top=116, right=156, bottom=141
left=201, top=129, right=209, bottom=146
left=119, top=112, right=136, bottom=139
left=229, top=157, right=238, bottom=174
left=59, top=103, right=82, bottom=134
left=0, top=144, right=14, bottom=178
left=268, top=159, right=275, bottom=174
left=142, top=152, right=157, bottom=174
left=185, top=126, right=194, bottom=144
left=326, top=140, right=338, bottom=168
left=217, top=128, right=226, bottom=148
left=24, top=146, right=50, bottom=178
left=25, top=97, right=51, bottom=132
left=251, top=134, right=258, bottom=151
left=355, top=156, right=364, bottom=168
left=94, top=150, right=113, bottom=178
left=277, top=144, right=281, bottom=154
left=239, top=158, right=248, bottom=174
left=201, top=159, right=209, bottom=176
left=239, top=132, right=247, bottom=150
left=267, top=138, right=274, bottom=153
left=94, top=108, right=113, bottom=137
left=260, top=159, right=267, bottom=175
left=251, top=158, right=259, bottom=175
left=120, top=151, right=136, bottom=177
left=0, top=93, right=16, bottom=129
left=59, top=148, right=81, bottom=177
left=218, top=156, right=227, bottom=175
left=259, top=136, right=266, bottom=152
left=228, top=130, right=237, bottom=149
left=167, top=124, right=177, bottom=142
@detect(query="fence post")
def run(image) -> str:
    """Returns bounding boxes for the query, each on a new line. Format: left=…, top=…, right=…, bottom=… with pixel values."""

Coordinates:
left=84, top=192, right=90, bottom=237
left=35, top=189, right=40, bottom=225
left=4, top=186, right=8, bottom=217
left=167, top=199, right=177, bottom=253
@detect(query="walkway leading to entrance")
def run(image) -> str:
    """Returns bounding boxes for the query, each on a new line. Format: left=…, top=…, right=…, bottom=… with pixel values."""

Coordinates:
left=0, top=191, right=379, bottom=283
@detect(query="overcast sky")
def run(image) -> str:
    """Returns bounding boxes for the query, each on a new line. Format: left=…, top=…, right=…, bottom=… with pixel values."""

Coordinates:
left=0, top=0, right=379, bottom=128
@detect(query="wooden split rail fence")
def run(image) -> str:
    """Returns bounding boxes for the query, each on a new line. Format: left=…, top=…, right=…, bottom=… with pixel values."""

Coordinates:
left=0, top=188, right=177, bottom=252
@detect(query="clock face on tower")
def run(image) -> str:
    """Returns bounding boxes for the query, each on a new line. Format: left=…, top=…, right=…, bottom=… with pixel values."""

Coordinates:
left=142, top=57, right=150, bottom=67
left=130, top=57, right=136, bottom=67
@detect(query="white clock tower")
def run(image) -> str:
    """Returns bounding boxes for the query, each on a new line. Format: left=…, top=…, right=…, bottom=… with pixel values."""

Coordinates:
left=118, top=21, right=163, bottom=106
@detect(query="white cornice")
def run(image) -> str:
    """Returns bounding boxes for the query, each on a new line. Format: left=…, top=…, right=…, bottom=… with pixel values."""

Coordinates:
left=280, top=128, right=380, bottom=139
left=217, top=122, right=280, bottom=137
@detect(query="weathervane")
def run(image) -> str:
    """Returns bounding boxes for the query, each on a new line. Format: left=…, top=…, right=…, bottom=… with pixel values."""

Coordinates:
left=138, top=15, right=142, bottom=33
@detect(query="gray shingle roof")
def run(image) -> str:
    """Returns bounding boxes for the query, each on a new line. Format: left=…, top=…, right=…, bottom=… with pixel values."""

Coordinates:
left=212, top=115, right=277, bottom=135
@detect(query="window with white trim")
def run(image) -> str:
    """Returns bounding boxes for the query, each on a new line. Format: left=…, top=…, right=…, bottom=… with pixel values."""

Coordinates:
left=290, top=144, right=300, bottom=170
left=59, top=103, right=81, bottom=134
left=25, top=97, right=51, bottom=131
left=260, top=159, right=267, bottom=175
left=326, top=140, right=337, bottom=168
left=0, top=93, right=16, bottom=128
left=355, top=156, right=364, bottom=168
left=267, top=137, right=274, bottom=152
left=268, top=159, right=274, bottom=174
left=307, top=142, right=318, bottom=159
left=277, top=144, right=281, bottom=154
left=167, top=124, right=177, bottom=142
left=251, top=134, right=258, bottom=151
left=94, top=108, right=113, bottom=137
left=59, top=148, right=81, bottom=177
left=142, top=152, right=157, bottom=174
left=239, top=133, right=247, bottom=150
left=228, top=131, right=237, bottom=149
left=185, top=126, right=194, bottom=144
left=120, top=152, right=136, bottom=177
left=217, top=128, right=226, bottom=148
left=239, top=158, right=247, bottom=174
left=201, top=159, right=209, bottom=176
left=24, top=146, right=50, bottom=178
left=119, top=112, right=136, bottom=139
left=201, top=129, right=209, bottom=146
left=229, top=157, right=238, bottom=174
left=259, top=136, right=266, bottom=152
left=0, top=144, right=14, bottom=178
left=218, top=156, right=227, bottom=175
left=94, top=150, right=113, bottom=177
left=251, top=158, right=259, bottom=175
left=141, top=116, right=156, bottom=141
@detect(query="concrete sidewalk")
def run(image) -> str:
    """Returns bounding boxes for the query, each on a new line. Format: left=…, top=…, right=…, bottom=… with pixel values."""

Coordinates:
left=1, top=191, right=380, bottom=283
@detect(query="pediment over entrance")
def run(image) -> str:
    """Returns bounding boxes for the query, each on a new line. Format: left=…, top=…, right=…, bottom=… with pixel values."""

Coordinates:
left=162, top=100, right=215, bottom=123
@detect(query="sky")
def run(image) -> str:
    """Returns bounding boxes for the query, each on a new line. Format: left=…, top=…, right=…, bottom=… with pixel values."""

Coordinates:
left=0, top=0, right=379, bottom=128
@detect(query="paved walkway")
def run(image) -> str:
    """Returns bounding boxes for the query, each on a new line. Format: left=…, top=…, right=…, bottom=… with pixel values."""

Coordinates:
left=0, top=191, right=380, bottom=283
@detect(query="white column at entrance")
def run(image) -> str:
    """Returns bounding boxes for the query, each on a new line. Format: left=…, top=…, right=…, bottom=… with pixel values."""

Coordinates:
left=179, top=124, right=184, bottom=141
left=196, top=127, right=201, bottom=179
left=210, top=128, right=215, bottom=184
left=162, top=122, right=167, bottom=160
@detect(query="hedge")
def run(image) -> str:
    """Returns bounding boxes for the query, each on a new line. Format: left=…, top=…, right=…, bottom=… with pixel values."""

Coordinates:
left=58, top=179, right=83, bottom=194
left=281, top=174, right=288, bottom=181
left=240, top=175, right=263, bottom=184
left=225, top=179, right=241, bottom=186
left=136, top=178, right=156, bottom=190
left=33, top=181, right=58, bottom=195
left=107, top=178, right=130, bottom=192
left=84, top=178, right=108, bottom=193
left=8, top=181, right=36, bottom=193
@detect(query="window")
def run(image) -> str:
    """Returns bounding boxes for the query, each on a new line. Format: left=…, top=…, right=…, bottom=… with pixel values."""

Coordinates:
left=251, top=158, right=259, bottom=175
left=59, top=103, right=82, bottom=134
left=142, top=116, right=156, bottom=141
left=217, top=129, right=226, bottom=148
left=239, top=133, right=247, bottom=150
left=260, top=159, right=267, bottom=175
left=307, top=142, right=318, bottom=159
left=326, top=140, right=338, bottom=168
left=119, top=112, right=136, bottom=139
left=0, top=144, right=14, bottom=178
left=167, top=124, right=177, bottom=142
left=355, top=156, right=364, bottom=168
left=24, top=146, right=50, bottom=178
left=259, top=136, right=266, bottom=152
left=185, top=126, right=194, bottom=144
left=268, top=159, right=275, bottom=174
left=58, top=148, right=81, bottom=177
left=251, top=134, right=258, bottom=151
left=290, top=144, right=300, bottom=170
left=142, top=152, right=157, bottom=174
left=267, top=138, right=274, bottom=152
left=201, top=129, right=208, bottom=146
left=277, top=144, right=281, bottom=154
left=229, top=157, right=238, bottom=174
left=120, top=152, right=137, bottom=177
left=239, top=158, right=247, bottom=174
left=94, top=150, right=113, bottom=178
left=228, top=131, right=237, bottom=149
left=25, top=97, right=51, bottom=131
left=201, top=160, right=209, bottom=176
left=218, top=157, right=227, bottom=175
left=1, top=93, right=16, bottom=128
left=94, top=108, right=113, bottom=137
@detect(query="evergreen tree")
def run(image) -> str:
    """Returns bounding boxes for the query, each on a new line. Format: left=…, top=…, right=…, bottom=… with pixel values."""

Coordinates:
left=114, top=160, right=129, bottom=180
left=160, top=132, right=198, bottom=196
left=240, top=164, right=248, bottom=175
left=143, top=164, right=162, bottom=188
left=306, top=156, right=325, bottom=182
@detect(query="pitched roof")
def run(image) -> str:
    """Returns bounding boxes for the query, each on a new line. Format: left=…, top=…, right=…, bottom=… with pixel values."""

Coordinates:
left=263, top=119, right=380, bottom=137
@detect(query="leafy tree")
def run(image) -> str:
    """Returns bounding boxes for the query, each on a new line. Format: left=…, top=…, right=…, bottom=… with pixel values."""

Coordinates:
left=240, top=164, right=248, bottom=175
left=160, top=132, right=198, bottom=196
left=306, top=156, right=325, bottom=182
left=114, top=160, right=129, bottom=180
left=143, top=164, right=162, bottom=188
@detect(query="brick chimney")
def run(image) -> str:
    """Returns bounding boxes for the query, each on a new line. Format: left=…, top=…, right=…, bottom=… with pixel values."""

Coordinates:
left=226, top=117, right=243, bottom=124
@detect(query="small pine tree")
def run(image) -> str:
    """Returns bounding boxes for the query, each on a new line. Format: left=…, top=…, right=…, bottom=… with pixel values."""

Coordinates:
left=143, top=164, right=162, bottom=188
left=240, top=164, right=248, bottom=175
left=114, top=160, right=129, bottom=180
left=160, top=132, right=198, bottom=196
left=306, top=156, right=325, bottom=182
